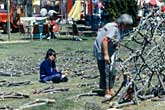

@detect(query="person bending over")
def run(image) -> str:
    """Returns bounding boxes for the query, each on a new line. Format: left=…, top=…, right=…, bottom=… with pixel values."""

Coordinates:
left=93, top=14, right=133, bottom=98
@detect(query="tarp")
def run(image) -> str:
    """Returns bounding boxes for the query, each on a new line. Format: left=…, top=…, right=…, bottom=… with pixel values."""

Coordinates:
left=68, top=0, right=82, bottom=20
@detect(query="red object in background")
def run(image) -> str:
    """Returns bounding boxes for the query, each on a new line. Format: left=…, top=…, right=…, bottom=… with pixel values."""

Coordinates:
left=161, top=5, right=165, bottom=13
left=48, top=20, right=60, bottom=32
left=0, top=9, right=17, bottom=29
left=52, top=24, right=60, bottom=32
left=67, top=0, right=72, bottom=13
left=149, top=0, right=157, bottom=6
left=88, top=0, right=94, bottom=14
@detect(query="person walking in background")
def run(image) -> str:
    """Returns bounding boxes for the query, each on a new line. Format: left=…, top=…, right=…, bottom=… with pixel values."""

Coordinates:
left=93, top=14, right=133, bottom=98
left=46, top=17, right=60, bottom=39
left=39, top=49, right=68, bottom=83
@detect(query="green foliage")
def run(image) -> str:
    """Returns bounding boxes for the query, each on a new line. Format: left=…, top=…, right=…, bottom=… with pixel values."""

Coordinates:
left=103, top=0, right=138, bottom=26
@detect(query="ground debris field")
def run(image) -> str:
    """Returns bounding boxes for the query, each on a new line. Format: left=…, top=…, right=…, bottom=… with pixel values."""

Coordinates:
left=0, top=36, right=165, bottom=110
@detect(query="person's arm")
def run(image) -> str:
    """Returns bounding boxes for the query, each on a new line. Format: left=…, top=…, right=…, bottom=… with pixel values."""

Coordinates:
left=103, top=36, right=110, bottom=64
left=40, top=62, right=47, bottom=79
left=41, top=61, right=57, bottom=76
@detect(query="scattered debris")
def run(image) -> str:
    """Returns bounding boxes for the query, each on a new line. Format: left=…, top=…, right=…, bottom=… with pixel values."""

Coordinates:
left=0, top=106, right=14, bottom=110
left=0, top=81, right=30, bottom=87
left=75, top=91, right=98, bottom=101
left=33, top=86, right=69, bottom=94
left=77, top=82, right=98, bottom=88
left=19, top=98, right=55, bottom=110
left=110, top=101, right=135, bottom=108
left=0, top=92, right=29, bottom=100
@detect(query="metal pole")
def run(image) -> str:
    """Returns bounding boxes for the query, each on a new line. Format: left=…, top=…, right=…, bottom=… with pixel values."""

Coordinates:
left=25, top=1, right=27, bottom=17
left=7, top=0, right=10, bottom=40
left=61, top=0, right=63, bottom=21
left=90, top=0, right=93, bottom=29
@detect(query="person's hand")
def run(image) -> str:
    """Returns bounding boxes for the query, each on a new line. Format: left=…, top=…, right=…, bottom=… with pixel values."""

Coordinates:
left=104, top=54, right=110, bottom=64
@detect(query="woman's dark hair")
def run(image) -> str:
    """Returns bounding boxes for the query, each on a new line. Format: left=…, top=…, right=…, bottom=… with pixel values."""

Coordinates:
left=45, top=48, right=56, bottom=59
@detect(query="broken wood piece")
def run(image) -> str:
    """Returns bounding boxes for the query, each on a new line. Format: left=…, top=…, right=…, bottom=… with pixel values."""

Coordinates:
left=41, top=88, right=69, bottom=93
left=81, top=74, right=99, bottom=79
left=138, top=95, right=155, bottom=100
left=75, top=92, right=98, bottom=101
left=0, top=71, right=20, bottom=77
left=6, top=81, right=31, bottom=87
left=19, top=102, right=46, bottom=110
left=0, top=106, right=14, bottom=110
left=33, top=86, right=69, bottom=94
left=14, top=92, right=30, bottom=98
left=0, top=92, right=29, bottom=100
left=0, top=80, right=7, bottom=83
left=19, top=99, right=55, bottom=110
left=0, top=81, right=30, bottom=87
left=26, top=98, right=56, bottom=105
left=77, top=82, right=98, bottom=88
left=110, top=101, right=135, bottom=108
left=106, top=108, right=122, bottom=110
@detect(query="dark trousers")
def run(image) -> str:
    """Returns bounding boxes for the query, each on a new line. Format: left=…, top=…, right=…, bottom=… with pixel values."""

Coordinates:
left=97, top=60, right=116, bottom=90
left=46, top=25, right=55, bottom=39
left=42, top=73, right=62, bottom=83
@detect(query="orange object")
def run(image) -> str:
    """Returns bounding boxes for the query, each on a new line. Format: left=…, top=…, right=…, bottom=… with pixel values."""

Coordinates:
left=52, top=24, right=60, bottom=32
left=161, top=5, right=165, bottom=13
left=48, top=20, right=60, bottom=32
left=0, top=0, right=20, bottom=33
left=67, top=0, right=73, bottom=13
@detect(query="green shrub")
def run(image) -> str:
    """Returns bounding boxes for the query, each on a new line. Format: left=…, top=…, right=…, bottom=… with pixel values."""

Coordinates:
left=103, top=0, right=138, bottom=26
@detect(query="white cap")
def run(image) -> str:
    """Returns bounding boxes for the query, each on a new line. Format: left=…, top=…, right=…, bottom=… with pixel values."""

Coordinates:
left=40, top=8, right=47, bottom=17
left=116, top=13, right=133, bottom=25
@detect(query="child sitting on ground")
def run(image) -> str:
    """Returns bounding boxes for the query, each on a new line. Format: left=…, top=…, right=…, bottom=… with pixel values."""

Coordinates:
left=39, top=49, right=68, bottom=83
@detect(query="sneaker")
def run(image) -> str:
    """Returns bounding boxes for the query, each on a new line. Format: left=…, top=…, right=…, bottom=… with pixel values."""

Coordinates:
left=104, top=94, right=112, bottom=99
left=61, top=77, right=68, bottom=82
left=39, top=79, right=46, bottom=83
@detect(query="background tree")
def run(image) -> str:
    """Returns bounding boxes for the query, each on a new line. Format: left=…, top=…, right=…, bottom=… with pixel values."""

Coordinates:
left=102, top=0, right=138, bottom=26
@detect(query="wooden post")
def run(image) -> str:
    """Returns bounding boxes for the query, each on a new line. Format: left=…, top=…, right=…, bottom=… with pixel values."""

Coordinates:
left=7, top=0, right=10, bottom=40
left=90, top=0, right=93, bottom=29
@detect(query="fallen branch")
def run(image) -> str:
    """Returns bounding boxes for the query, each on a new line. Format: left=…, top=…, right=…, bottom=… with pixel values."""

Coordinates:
left=0, top=106, right=14, bottom=110
left=19, top=99, right=55, bottom=110
left=81, top=74, right=99, bottom=79
left=138, top=95, right=155, bottom=100
left=0, top=92, right=29, bottom=100
left=33, top=86, right=69, bottom=94
left=75, top=92, right=98, bottom=101
left=77, top=82, right=98, bottom=88
left=0, top=81, right=31, bottom=87
left=0, top=71, right=20, bottom=77
left=110, top=101, right=135, bottom=108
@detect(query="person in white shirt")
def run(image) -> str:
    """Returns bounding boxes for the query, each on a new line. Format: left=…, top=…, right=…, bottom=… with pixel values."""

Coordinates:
left=93, top=13, right=133, bottom=98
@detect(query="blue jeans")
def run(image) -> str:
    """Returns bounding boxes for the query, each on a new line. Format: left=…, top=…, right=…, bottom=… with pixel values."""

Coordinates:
left=41, top=73, right=62, bottom=83
left=97, top=52, right=116, bottom=90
